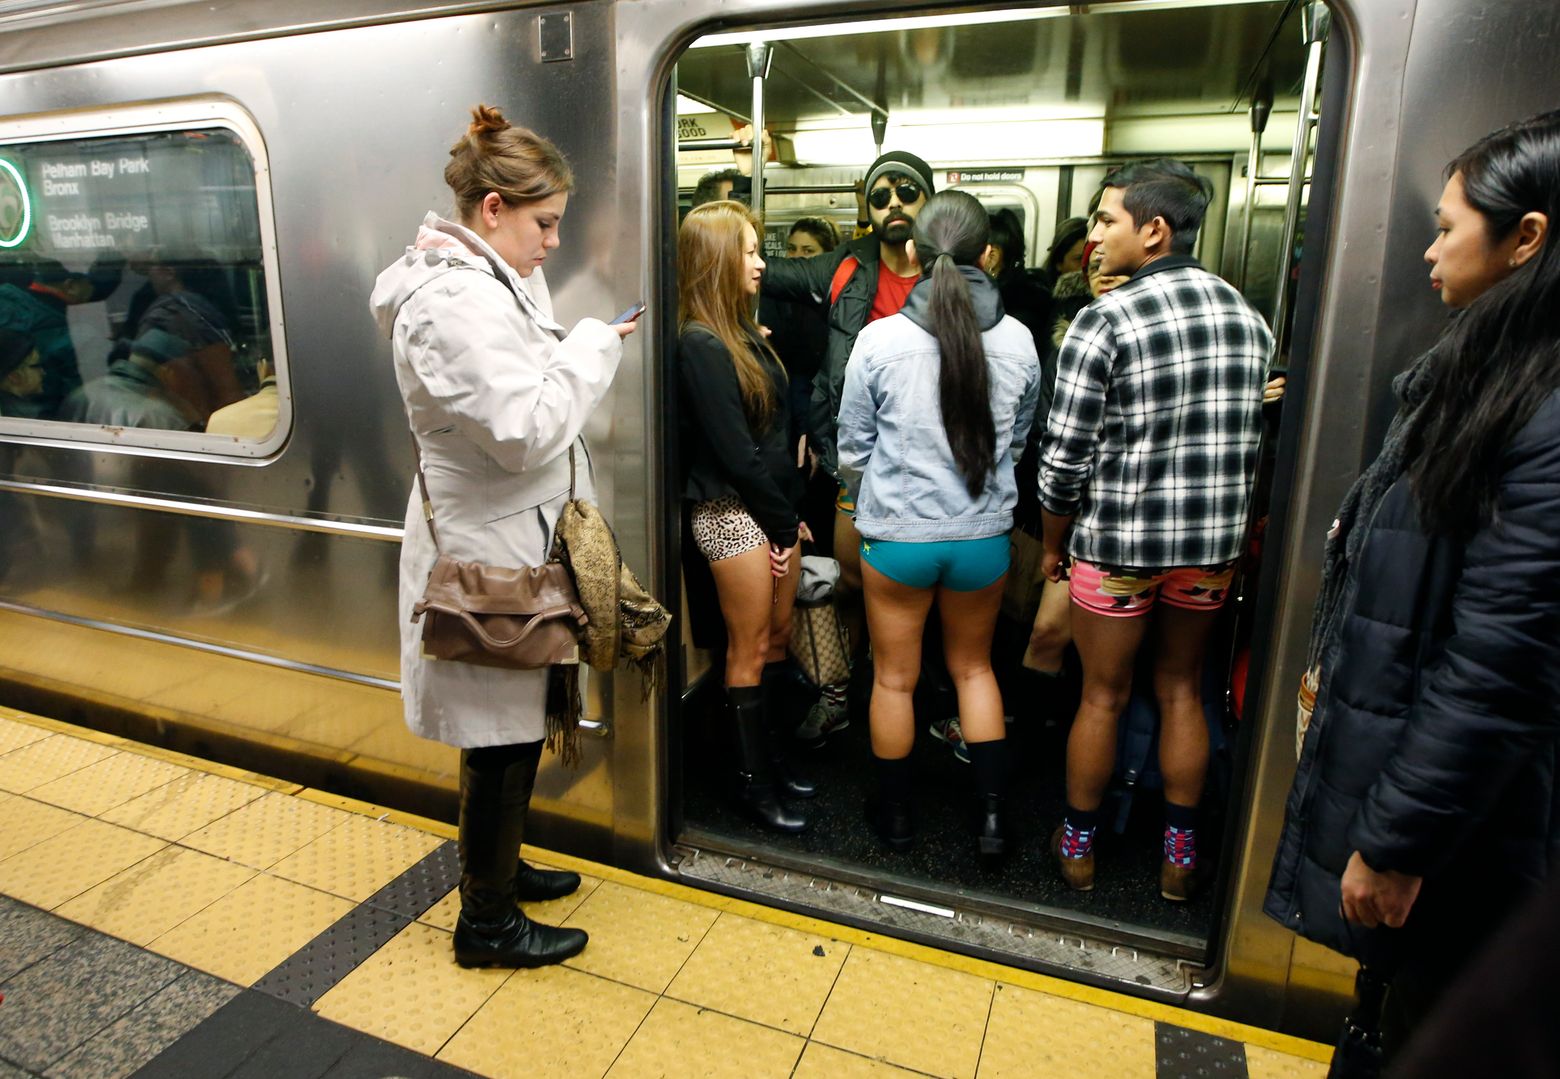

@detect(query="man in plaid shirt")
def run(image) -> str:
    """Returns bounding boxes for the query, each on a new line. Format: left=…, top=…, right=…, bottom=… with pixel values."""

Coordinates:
left=1038, top=158, right=1272, bottom=901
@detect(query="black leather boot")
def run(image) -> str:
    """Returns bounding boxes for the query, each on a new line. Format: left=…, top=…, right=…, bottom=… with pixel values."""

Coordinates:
left=514, top=861, right=581, bottom=902
left=869, top=753, right=914, bottom=852
left=966, top=737, right=1010, bottom=862
left=761, top=662, right=817, bottom=799
left=453, top=742, right=588, bottom=969
left=730, top=686, right=808, bottom=833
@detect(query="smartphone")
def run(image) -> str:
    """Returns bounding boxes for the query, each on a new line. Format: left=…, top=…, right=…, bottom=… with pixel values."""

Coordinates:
left=610, top=302, right=647, bottom=325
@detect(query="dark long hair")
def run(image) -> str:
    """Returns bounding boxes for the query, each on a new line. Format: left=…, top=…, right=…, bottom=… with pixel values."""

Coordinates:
left=1405, top=109, right=1560, bottom=534
left=914, top=190, right=995, bottom=498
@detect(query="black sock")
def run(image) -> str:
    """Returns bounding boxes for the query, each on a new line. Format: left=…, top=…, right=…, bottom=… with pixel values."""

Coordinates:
left=965, top=737, right=1010, bottom=798
left=873, top=753, right=913, bottom=805
left=1163, top=800, right=1198, bottom=831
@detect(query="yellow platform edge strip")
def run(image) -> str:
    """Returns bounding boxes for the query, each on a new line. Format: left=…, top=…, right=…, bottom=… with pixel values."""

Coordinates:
left=1, top=707, right=1332, bottom=1063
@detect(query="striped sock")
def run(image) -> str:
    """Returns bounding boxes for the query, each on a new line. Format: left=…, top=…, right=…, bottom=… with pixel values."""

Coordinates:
left=1164, top=801, right=1198, bottom=867
left=1060, top=806, right=1098, bottom=859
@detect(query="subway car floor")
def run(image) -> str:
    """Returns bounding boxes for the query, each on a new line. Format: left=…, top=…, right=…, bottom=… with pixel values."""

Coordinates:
left=680, top=644, right=1221, bottom=950
left=0, top=705, right=1329, bottom=1078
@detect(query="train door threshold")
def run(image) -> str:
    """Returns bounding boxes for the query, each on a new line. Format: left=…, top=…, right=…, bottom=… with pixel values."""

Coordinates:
left=671, top=840, right=1204, bottom=1000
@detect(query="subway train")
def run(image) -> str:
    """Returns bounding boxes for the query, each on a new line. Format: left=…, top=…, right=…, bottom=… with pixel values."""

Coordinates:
left=0, top=0, right=1551, bottom=1042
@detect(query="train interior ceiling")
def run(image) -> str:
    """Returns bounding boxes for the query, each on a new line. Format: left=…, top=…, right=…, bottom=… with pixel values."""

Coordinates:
left=670, top=0, right=1319, bottom=981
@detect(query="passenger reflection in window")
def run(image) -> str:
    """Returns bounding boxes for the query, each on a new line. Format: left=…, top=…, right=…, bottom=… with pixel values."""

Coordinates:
left=57, top=327, right=195, bottom=431
left=118, top=255, right=243, bottom=427
left=205, top=356, right=277, bottom=440
left=0, top=330, right=44, bottom=417
left=0, top=260, right=93, bottom=420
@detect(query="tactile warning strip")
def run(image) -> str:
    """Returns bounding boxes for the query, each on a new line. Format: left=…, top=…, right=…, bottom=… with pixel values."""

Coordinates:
left=362, top=840, right=460, bottom=920
left=1157, top=1020, right=1250, bottom=1077
left=251, top=902, right=413, bottom=1008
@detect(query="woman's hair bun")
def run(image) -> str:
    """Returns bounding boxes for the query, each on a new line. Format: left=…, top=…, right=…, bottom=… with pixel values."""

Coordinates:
left=468, top=104, right=510, bottom=139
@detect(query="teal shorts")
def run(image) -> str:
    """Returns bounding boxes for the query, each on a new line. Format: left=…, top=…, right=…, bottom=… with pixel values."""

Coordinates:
left=859, top=534, right=1011, bottom=592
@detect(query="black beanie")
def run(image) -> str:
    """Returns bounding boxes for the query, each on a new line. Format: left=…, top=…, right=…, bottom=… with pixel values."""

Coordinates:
left=864, top=151, right=935, bottom=198
left=0, top=328, right=34, bottom=380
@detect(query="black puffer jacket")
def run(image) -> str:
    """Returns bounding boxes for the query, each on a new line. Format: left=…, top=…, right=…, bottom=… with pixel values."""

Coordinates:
left=1265, top=391, right=1560, bottom=963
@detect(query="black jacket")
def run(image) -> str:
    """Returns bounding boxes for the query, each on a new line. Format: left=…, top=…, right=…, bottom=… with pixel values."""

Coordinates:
left=677, top=324, right=802, bottom=549
left=1265, top=390, right=1560, bottom=964
left=759, top=233, right=882, bottom=477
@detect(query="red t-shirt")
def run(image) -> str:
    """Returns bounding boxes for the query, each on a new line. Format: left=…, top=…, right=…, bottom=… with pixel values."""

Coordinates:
left=869, top=261, right=919, bottom=323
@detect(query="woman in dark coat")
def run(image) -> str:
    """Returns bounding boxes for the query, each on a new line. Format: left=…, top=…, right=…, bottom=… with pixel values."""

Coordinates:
left=1265, top=109, right=1560, bottom=1054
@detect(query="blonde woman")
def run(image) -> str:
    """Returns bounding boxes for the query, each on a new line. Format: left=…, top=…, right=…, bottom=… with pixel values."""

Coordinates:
left=678, top=200, right=814, bottom=833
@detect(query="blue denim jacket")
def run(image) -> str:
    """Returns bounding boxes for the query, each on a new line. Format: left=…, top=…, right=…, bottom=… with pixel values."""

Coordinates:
left=837, top=270, right=1040, bottom=542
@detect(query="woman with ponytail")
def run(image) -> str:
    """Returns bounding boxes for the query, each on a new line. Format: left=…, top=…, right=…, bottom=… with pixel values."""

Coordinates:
left=1267, top=109, right=1560, bottom=1055
left=677, top=201, right=815, bottom=834
left=836, top=189, right=1039, bottom=856
left=371, top=105, right=636, bottom=969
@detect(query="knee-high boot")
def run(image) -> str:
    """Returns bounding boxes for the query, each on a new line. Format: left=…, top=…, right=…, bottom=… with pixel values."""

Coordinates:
left=966, top=737, right=1010, bottom=860
left=453, top=742, right=588, bottom=969
left=760, top=662, right=817, bottom=799
left=729, top=686, right=808, bottom=833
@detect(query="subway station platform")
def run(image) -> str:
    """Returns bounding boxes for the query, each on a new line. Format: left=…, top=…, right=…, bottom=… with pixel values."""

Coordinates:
left=0, top=707, right=1331, bottom=1078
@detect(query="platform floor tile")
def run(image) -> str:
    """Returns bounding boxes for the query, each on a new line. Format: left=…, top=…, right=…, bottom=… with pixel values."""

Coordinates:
left=26, top=750, right=188, bottom=820
left=45, top=968, right=239, bottom=1079
left=560, top=879, right=720, bottom=994
left=98, top=769, right=268, bottom=841
left=54, top=844, right=256, bottom=947
left=421, top=863, right=604, bottom=932
left=812, top=946, right=994, bottom=1079
left=0, top=817, right=165, bottom=910
left=147, top=871, right=355, bottom=986
left=0, top=793, right=85, bottom=861
left=436, top=962, right=656, bottom=1079
left=180, top=789, right=352, bottom=869
left=606, top=996, right=805, bottom=1078
left=977, top=980, right=1158, bottom=1077
left=269, top=812, right=444, bottom=903
left=1245, top=1044, right=1330, bottom=1079
left=664, top=911, right=849, bottom=1036
left=0, top=735, right=118, bottom=794
left=793, top=1041, right=936, bottom=1078
left=0, top=715, right=51, bottom=755
left=0, top=894, right=85, bottom=982
left=313, top=921, right=509, bottom=1055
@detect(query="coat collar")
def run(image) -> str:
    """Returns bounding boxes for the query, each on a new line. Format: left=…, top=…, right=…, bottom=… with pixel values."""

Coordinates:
left=415, top=212, right=564, bottom=337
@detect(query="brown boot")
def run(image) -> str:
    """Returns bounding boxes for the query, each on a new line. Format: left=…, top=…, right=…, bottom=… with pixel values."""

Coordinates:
left=1159, top=858, right=1200, bottom=902
left=1051, top=825, right=1094, bottom=892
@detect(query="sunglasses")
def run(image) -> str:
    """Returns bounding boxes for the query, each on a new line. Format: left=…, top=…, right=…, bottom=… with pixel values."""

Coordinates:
left=867, top=181, right=923, bottom=210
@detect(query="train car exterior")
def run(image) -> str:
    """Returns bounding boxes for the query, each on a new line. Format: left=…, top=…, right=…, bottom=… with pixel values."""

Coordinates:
left=0, top=0, right=1554, bottom=1040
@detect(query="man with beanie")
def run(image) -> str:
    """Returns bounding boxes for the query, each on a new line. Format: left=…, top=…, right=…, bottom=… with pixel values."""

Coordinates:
left=760, top=149, right=934, bottom=745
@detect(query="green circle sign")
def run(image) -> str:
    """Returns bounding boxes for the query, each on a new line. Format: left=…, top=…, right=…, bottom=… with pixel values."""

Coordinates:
left=0, top=159, right=33, bottom=249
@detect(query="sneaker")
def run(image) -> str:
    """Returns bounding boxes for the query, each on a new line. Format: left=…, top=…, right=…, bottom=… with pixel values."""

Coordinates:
left=928, top=716, right=971, bottom=764
left=794, top=695, right=849, bottom=749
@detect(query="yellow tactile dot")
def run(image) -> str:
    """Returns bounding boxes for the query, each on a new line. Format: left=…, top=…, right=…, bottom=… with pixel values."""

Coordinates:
left=420, top=868, right=604, bottom=933
left=0, top=716, right=51, bottom=754
left=0, top=794, right=87, bottom=860
left=0, top=735, right=119, bottom=793
left=180, top=790, right=352, bottom=869
left=793, top=1042, right=930, bottom=1078
left=607, top=996, right=805, bottom=1078
left=149, top=871, right=354, bottom=985
left=976, top=981, right=1157, bottom=1078
left=812, top=947, right=994, bottom=1079
left=313, top=921, right=509, bottom=1054
left=0, top=817, right=165, bottom=909
left=438, top=962, right=655, bottom=1079
left=665, top=912, right=848, bottom=1036
left=54, top=843, right=255, bottom=946
left=560, top=879, right=719, bottom=993
left=1246, top=1044, right=1330, bottom=1078
left=100, top=770, right=268, bottom=841
left=27, top=751, right=189, bottom=817
left=268, top=813, right=443, bottom=902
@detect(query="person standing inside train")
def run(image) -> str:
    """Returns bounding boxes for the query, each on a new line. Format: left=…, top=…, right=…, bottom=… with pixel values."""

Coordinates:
left=1266, top=109, right=1560, bottom=1054
left=678, top=200, right=814, bottom=834
left=1040, top=159, right=1271, bottom=901
left=370, top=105, right=635, bottom=969
left=837, top=190, right=1039, bottom=855
left=760, top=151, right=935, bottom=738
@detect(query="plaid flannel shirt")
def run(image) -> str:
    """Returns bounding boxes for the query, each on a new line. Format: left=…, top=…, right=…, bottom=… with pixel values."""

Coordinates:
left=1038, top=255, right=1272, bottom=571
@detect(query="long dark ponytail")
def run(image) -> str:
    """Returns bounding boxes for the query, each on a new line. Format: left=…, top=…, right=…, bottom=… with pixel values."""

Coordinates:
left=913, top=190, right=996, bottom=498
left=1406, top=109, right=1560, bottom=534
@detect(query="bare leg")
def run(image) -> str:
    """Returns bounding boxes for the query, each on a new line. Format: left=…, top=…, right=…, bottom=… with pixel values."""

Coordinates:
left=833, top=508, right=865, bottom=652
left=860, top=558, right=935, bottom=759
left=1066, top=607, right=1151, bottom=811
left=1151, top=605, right=1219, bottom=808
left=937, top=575, right=1006, bottom=745
left=1023, top=576, right=1073, bottom=674
left=709, top=545, right=779, bottom=688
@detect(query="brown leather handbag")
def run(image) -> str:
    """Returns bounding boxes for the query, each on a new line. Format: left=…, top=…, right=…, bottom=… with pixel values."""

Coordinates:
left=409, top=445, right=587, bottom=669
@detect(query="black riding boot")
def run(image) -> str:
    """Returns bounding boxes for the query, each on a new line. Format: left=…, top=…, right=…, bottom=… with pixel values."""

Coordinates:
left=869, top=753, right=914, bottom=852
left=761, top=661, right=817, bottom=799
left=453, top=742, right=588, bottom=969
left=966, top=736, right=1010, bottom=861
left=730, top=685, right=808, bottom=833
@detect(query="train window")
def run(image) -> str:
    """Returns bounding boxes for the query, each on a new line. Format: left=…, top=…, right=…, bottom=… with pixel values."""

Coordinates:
left=0, top=102, right=286, bottom=457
